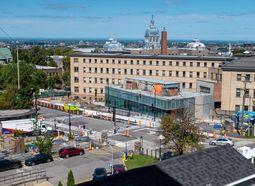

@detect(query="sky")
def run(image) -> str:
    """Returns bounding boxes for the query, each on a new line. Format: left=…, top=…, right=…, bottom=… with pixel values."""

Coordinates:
left=0, top=0, right=255, bottom=40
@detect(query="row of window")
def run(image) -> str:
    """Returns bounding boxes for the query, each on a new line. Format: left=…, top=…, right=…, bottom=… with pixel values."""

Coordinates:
left=73, top=82, right=194, bottom=93
left=76, top=67, right=208, bottom=78
left=235, top=105, right=255, bottom=112
left=236, top=89, right=255, bottom=98
left=236, top=74, right=255, bottom=82
left=73, top=58, right=217, bottom=68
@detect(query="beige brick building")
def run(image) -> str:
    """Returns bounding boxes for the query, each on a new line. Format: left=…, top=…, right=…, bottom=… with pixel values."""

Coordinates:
left=70, top=53, right=231, bottom=104
left=221, top=58, right=255, bottom=112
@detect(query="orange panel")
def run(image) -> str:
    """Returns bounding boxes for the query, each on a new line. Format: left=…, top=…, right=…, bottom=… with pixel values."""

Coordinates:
left=154, top=84, right=162, bottom=93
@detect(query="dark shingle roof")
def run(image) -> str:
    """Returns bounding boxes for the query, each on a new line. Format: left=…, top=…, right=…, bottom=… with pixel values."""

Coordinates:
left=77, top=146, right=255, bottom=186
left=221, top=57, right=255, bottom=72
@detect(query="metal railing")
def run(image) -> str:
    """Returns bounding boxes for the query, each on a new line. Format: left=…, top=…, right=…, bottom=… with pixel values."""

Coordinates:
left=0, top=169, right=47, bottom=186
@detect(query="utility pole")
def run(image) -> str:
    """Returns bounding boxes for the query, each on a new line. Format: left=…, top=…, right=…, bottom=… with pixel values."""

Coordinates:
left=241, top=76, right=250, bottom=127
left=17, top=45, right=20, bottom=90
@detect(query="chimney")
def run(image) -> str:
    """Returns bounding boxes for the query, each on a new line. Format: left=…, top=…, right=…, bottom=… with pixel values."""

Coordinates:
left=161, top=27, right=167, bottom=55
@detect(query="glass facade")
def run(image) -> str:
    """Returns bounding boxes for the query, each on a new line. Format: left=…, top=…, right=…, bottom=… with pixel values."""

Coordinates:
left=105, top=86, right=195, bottom=117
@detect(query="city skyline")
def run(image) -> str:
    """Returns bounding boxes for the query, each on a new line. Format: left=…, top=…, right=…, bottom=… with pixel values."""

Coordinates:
left=0, top=0, right=255, bottom=40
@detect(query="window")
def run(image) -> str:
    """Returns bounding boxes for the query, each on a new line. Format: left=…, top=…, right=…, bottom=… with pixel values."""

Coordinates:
left=137, top=60, right=139, bottom=65
left=253, top=106, right=255, bottom=111
left=235, top=105, right=240, bottom=111
left=189, top=72, right=193, bottom=78
left=101, top=89, right=103, bottom=94
left=156, top=61, right=159, bottom=66
left=189, top=83, right=192, bottom=89
left=95, top=78, right=97, bottom=83
left=131, top=60, right=133, bottom=65
left=124, top=69, right=127, bottom=74
left=245, top=74, right=250, bottom=81
left=83, top=67, right=86, bottom=73
left=176, top=61, right=179, bottom=66
left=83, top=58, right=86, bottom=63
left=244, top=106, right=249, bottom=111
left=183, top=71, right=186, bottom=77
left=83, top=88, right=86, bottom=93
left=236, top=88, right=241, bottom=97
left=106, top=78, right=109, bottom=84
left=163, top=61, right=165, bottom=66
left=212, top=63, right=215, bottom=67
left=89, top=88, right=92, bottom=93
left=203, top=72, right=207, bottom=78
left=162, top=70, right=166, bottom=76
left=118, top=68, right=121, bottom=74
left=183, top=62, right=186, bottom=66
left=100, top=59, right=103, bottom=63
left=197, top=72, right=200, bottom=78
left=150, top=61, right=152, bottom=65
left=124, top=60, right=127, bottom=64
left=156, top=70, right=159, bottom=76
left=200, top=86, right=210, bottom=93
left=89, top=59, right=91, bottom=63
left=89, top=78, right=92, bottom=83
left=236, top=74, right=242, bottom=81
left=74, top=67, right=79, bottom=72
left=169, top=61, right=172, bottom=66
left=197, top=62, right=200, bottom=67
left=95, top=59, right=97, bottom=63
left=106, top=68, right=109, bottom=74
left=118, top=60, right=121, bottom=64
left=137, top=70, right=140, bottom=75
left=106, top=59, right=109, bottom=64
left=89, top=67, right=92, bottom=73
left=149, top=70, right=152, bottom=76
left=112, top=79, right=115, bottom=84
left=74, top=77, right=79, bottom=83
left=176, top=71, right=179, bottom=77
left=169, top=71, right=172, bottom=77
left=112, top=59, right=115, bottom=64
left=253, top=90, right=255, bottom=98
left=190, top=62, right=193, bottom=67
left=74, top=86, right=79, bottom=92
left=143, top=70, right=146, bottom=75
left=100, top=78, right=103, bottom=84
left=182, top=82, right=185, bottom=88
left=83, top=77, right=86, bottom=83
left=143, top=60, right=146, bottom=65
left=95, top=68, right=97, bottom=73
left=244, top=89, right=249, bottom=98
left=100, top=68, right=103, bottom=73
left=204, top=62, right=207, bottom=67
left=131, top=69, right=133, bottom=75
left=74, top=58, right=78, bottom=63
left=112, top=68, right=115, bottom=74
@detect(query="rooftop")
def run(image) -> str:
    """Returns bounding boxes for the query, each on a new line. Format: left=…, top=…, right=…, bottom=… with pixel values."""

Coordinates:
left=0, top=48, right=12, bottom=60
left=35, top=65, right=58, bottom=70
left=126, top=77, right=179, bottom=86
left=221, top=57, right=255, bottom=72
left=71, top=52, right=232, bottom=61
left=78, top=146, right=255, bottom=186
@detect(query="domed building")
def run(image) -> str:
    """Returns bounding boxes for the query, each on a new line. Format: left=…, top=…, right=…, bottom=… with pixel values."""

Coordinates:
left=187, top=38, right=206, bottom=50
left=144, top=16, right=161, bottom=50
left=103, top=38, right=124, bottom=52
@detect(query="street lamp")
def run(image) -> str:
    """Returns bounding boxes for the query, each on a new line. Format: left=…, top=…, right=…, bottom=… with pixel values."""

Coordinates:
left=68, top=104, right=71, bottom=136
left=158, top=135, right=165, bottom=161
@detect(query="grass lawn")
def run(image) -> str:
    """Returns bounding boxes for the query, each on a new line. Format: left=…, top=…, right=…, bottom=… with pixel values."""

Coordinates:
left=125, top=155, right=158, bottom=170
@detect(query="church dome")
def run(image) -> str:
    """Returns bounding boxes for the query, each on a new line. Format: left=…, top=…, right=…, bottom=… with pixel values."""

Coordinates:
left=187, top=38, right=205, bottom=50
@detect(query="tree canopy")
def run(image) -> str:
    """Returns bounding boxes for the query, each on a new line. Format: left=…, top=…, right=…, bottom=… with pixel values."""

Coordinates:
left=160, top=109, right=202, bottom=155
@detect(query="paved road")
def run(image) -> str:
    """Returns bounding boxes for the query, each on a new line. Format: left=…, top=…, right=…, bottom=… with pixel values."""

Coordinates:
left=0, top=147, right=123, bottom=185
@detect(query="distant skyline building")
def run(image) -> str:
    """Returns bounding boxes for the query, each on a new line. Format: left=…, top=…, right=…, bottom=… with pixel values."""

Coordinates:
left=103, top=38, right=124, bottom=52
left=144, top=16, right=161, bottom=50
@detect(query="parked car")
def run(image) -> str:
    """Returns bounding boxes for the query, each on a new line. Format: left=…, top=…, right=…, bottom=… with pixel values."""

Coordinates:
left=25, top=154, right=53, bottom=166
left=45, top=130, right=65, bottom=137
left=75, top=136, right=94, bottom=148
left=160, top=151, right=175, bottom=161
left=112, top=164, right=125, bottom=174
left=92, top=168, right=107, bottom=181
left=59, top=147, right=85, bottom=158
left=209, top=138, right=234, bottom=146
left=0, top=159, right=22, bottom=172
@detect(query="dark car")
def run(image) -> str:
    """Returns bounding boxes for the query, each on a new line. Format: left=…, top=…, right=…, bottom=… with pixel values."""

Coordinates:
left=25, top=154, right=53, bottom=166
left=0, top=159, right=22, bottom=172
left=59, top=147, right=84, bottom=158
left=161, top=151, right=175, bottom=161
left=45, top=130, right=65, bottom=137
left=92, top=168, right=107, bottom=181
left=75, top=136, right=94, bottom=148
left=112, top=164, right=125, bottom=174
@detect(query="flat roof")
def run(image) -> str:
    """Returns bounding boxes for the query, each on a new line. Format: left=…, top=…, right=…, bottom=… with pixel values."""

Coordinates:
left=35, top=65, right=58, bottom=70
left=71, top=52, right=232, bottom=61
left=221, top=57, right=255, bottom=72
left=109, top=85, right=205, bottom=101
left=125, top=77, right=179, bottom=86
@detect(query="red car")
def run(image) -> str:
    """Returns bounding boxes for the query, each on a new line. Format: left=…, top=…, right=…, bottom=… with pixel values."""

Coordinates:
left=59, top=147, right=85, bottom=158
left=112, top=164, right=126, bottom=174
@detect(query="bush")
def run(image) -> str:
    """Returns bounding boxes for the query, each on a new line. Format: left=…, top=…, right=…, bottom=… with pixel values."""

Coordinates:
left=67, top=169, right=75, bottom=186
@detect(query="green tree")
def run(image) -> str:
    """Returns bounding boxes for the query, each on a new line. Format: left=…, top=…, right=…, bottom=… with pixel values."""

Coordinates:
left=67, top=169, right=75, bottom=186
left=33, top=135, right=53, bottom=155
left=160, top=109, right=202, bottom=155
left=63, top=70, right=70, bottom=87
left=58, top=181, right=63, bottom=186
